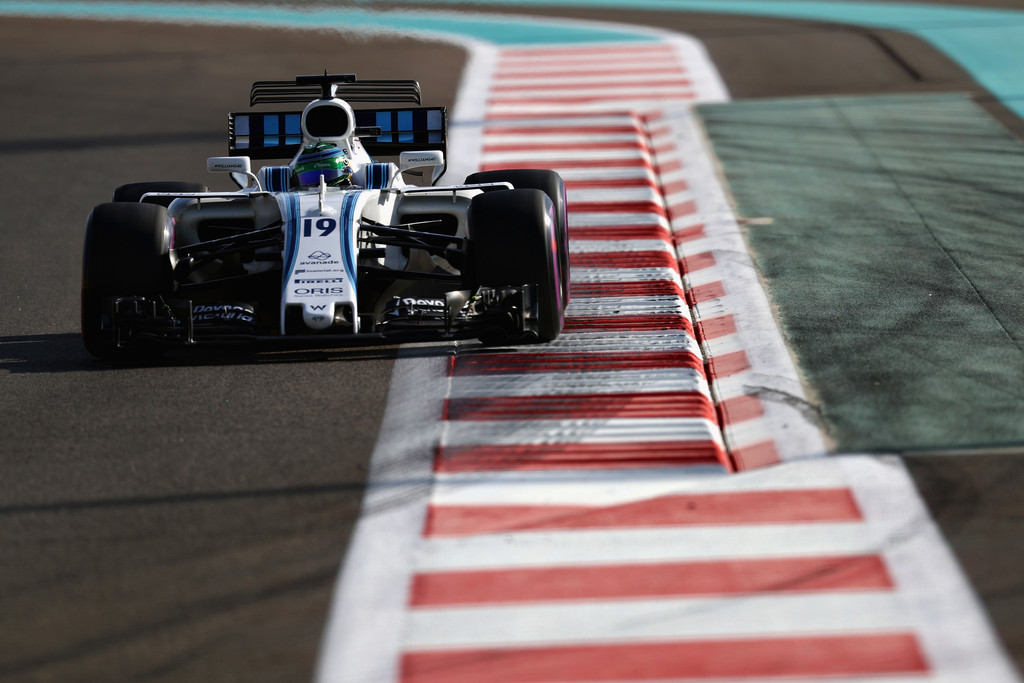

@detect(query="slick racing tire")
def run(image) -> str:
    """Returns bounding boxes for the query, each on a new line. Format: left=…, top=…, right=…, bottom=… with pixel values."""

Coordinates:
left=112, top=181, right=207, bottom=207
left=81, top=202, right=171, bottom=359
left=465, top=169, right=570, bottom=305
left=468, top=188, right=564, bottom=343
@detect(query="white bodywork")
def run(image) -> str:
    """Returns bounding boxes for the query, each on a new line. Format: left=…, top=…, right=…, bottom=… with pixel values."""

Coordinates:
left=279, top=187, right=364, bottom=333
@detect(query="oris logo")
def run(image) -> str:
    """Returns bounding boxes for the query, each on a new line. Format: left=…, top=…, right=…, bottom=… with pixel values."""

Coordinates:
left=294, top=286, right=344, bottom=296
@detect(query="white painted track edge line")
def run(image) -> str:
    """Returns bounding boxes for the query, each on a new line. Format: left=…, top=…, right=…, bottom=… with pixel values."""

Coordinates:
left=312, top=346, right=452, bottom=683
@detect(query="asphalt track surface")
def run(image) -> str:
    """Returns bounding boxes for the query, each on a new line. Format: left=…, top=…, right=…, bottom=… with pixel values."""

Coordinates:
left=1, top=4, right=1022, bottom=682
left=0, top=17, right=465, bottom=682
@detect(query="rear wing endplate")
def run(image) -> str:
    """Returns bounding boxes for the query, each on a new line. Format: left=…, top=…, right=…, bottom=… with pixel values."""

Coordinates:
left=228, top=107, right=447, bottom=160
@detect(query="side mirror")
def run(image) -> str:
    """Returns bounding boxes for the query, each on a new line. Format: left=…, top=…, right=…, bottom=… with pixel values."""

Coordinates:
left=400, top=150, right=445, bottom=184
left=207, top=156, right=261, bottom=190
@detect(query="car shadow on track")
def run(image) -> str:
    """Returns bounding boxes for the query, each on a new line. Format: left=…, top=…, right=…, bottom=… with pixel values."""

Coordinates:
left=0, top=332, right=458, bottom=373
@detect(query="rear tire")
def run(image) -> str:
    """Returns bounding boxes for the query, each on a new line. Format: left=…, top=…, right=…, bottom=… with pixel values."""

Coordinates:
left=112, top=181, right=207, bottom=207
left=465, top=169, right=570, bottom=306
left=82, top=202, right=171, bottom=359
left=467, top=188, right=564, bottom=343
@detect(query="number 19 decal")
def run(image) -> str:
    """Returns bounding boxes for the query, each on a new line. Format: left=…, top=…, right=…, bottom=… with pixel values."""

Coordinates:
left=303, top=217, right=337, bottom=237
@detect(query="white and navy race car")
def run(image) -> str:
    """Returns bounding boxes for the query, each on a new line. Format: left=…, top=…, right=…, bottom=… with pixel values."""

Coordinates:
left=82, top=73, right=569, bottom=359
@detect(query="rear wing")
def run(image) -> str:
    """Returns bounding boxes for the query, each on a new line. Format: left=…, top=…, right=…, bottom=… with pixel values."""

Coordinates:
left=228, top=107, right=447, bottom=160
left=249, top=75, right=421, bottom=106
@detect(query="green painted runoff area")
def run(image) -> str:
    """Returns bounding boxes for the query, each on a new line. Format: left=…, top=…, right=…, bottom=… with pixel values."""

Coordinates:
left=698, top=93, right=1024, bottom=452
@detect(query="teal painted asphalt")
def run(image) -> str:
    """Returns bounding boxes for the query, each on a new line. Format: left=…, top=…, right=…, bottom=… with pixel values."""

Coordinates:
left=0, top=1, right=656, bottom=44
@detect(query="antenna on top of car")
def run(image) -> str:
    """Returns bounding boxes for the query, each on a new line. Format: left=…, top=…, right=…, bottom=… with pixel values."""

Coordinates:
left=295, top=71, right=357, bottom=100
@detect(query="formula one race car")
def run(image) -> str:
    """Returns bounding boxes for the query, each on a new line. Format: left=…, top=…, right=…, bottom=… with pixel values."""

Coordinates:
left=82, top=73, right=569, bottom=359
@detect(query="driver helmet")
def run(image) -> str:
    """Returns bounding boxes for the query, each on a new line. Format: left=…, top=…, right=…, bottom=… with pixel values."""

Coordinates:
left=292, top=142, right=352, bottom=189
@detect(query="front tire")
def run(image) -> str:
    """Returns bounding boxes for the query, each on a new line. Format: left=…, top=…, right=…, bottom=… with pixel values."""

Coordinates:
left=81, top=202, right=171, bottom=359
left=465, top=169, right=570, bottom=306
left=467, top=188, right=564, bottom=343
